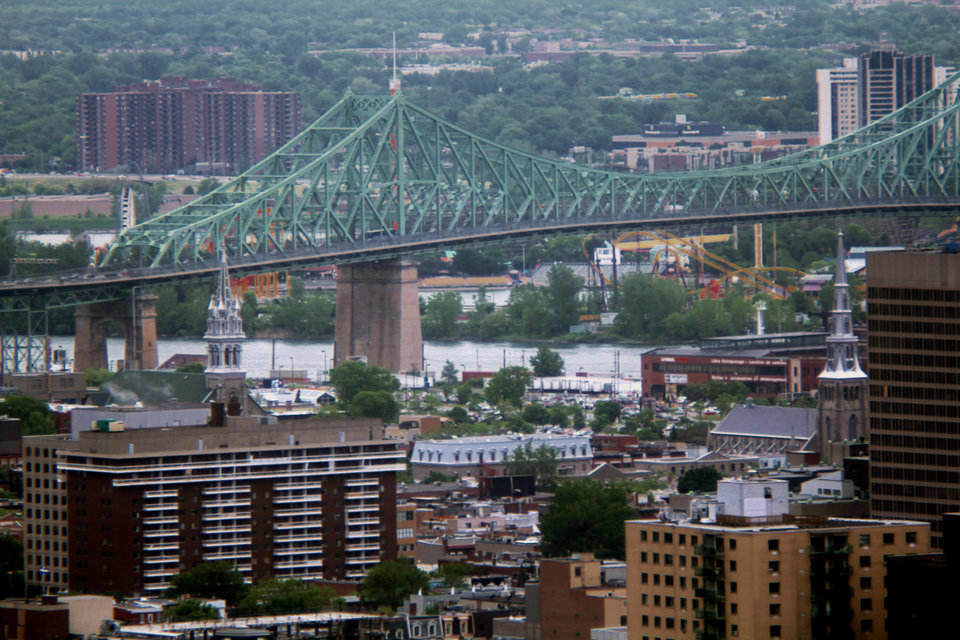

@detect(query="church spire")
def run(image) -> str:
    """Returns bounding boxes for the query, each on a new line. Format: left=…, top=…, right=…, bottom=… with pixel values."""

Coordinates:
left=204, top=252, right=245, bottom=371
left=819, top=231, right=866, bottom=380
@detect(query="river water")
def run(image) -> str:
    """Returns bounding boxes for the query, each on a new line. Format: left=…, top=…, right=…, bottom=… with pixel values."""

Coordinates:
left=48, top=336, right=653, bottom=382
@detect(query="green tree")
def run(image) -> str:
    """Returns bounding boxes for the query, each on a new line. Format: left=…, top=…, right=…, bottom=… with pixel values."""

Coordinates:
left=163, top=599, right=220, bottom=622
left=521, top=403, right=551, bottom=425
left=422, top=291, right=462, bottom=339
left=540, top=479, right=637, bottom=560
left=358, top=560, right=430, bottom=612
left=530, top=345, right=564, bottom=377
left=165, top=561, right=248, bottom=606
left=440, top=361, right=459, bottom=387
left=677, top=467, right=724, bottom=493
left=615, top=275, right=687, bottom=340
left=544, top=263, right=583, bottom=334
left=329, top=360, right=400, bottom=405
left=434, top=562, right=473, bottom=589
left=0, top=396, right=55, bottom=435
left=592, top=400, right=622, bottom=428
left=348, top=390, right=399, bottom=423
left=484, top=366, right=532, bottom=407
left=504, top=442, right=559, bottom=490
left=505, top=285, right=549, bottom=337
left=237, top=579, right=339, bottom=615
left=84, top=368, right=114, bottom=388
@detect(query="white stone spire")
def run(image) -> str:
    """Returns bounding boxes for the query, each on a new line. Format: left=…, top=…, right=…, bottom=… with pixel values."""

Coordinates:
left=204, top=252, right=245, bottom=371
left=819, top=231, right=866, bottom=380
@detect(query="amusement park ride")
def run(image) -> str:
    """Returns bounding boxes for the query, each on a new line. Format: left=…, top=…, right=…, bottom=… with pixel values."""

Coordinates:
left=583, top=224, right=808, bottom=301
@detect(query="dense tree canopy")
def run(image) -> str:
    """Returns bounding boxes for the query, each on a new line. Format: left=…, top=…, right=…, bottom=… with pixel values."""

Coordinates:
left=329, top=360, right=400, bottom=405
left=0, top=396, right=55, bottom=435
left=358, top=560, right=430, bottom=611
left=165, top=561, right=247, bottom=605
left=237, top=579, right=340, bottom=616
left=540, top=479, right=639, bottom=559
left=484, top=366, right=533, bottom=407
left=504, top=442, right=559, bottom=490
left=677, top=467, right=724, bottom=493
left=530, top=345, right=564, bottom=377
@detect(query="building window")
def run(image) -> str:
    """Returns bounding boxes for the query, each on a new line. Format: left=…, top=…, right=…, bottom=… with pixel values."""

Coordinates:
left=768, top=560, right=779, bottom=573
left=906, top=531, right=918, bottom=544
left=679, top=534, right=686, bottom=545
left=730, top=581, right=737, bottom=593
left=859, top=556, right=871, bottom=568
left=769, top=582, right=780, bottom=594
left=768, top=539, right=779, bottom=552
left=641, top=552, right=648, bottom=563
left=769, top=603, right=781, bottom=615
left=861, top=619, right=873, bottom=632
left=861, top=598, right=872, bottom=612
left=860, top=576, right=872, bottom=589
left=882, top=533, right=894, bottom=545
left=729, top=560, right=737, bottom=572
left=653, top=531, right=659, bottom=542
left=664, top=533, right=673, bottom=543
left=770, top=625, right=782, bottom=638
left=859, top=534, right=870, bottom=547
left=729, top=539, right=737, bottom=551
left=642, top=573, right=648, bottom=584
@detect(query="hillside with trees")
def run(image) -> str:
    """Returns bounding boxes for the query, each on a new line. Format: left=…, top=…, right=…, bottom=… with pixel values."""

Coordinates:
left=1, top=1, right=960, bottom=170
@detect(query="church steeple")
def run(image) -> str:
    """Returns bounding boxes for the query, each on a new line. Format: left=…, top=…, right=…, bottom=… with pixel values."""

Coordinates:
left=820, top=231, right=866, bottom=380
left=204, top=252, right=245, bottom=371
left=816, top=231, right=869, bottom=464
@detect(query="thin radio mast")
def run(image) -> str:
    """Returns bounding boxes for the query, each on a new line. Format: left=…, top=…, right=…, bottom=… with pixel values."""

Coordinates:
left=390, top=32, right=401, bottom=95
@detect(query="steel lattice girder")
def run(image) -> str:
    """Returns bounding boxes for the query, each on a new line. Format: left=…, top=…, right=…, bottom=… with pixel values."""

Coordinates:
left=100, top=72, right=960, bottom=269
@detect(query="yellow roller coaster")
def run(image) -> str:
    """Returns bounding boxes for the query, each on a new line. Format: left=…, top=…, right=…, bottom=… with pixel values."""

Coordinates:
left=583, top=230, right=806, bottom=299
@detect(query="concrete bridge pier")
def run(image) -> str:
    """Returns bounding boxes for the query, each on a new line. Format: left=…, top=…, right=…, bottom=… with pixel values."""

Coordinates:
left=334, top=259, right=423, bottom=373
left=74, top=292, right=158, bottom=372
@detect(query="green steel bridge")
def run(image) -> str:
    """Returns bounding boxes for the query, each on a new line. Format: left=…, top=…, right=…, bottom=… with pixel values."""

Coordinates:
left=4, top=70, right=960, bottom=311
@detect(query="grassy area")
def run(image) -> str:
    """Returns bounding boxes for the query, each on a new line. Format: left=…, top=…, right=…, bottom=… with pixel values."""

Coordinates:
left=10, top=216, right=118, bottom=232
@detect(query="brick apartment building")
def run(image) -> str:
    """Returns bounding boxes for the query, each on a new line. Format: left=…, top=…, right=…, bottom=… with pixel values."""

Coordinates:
left=76, top=77, right=300, bottom=174
left=625, top=479, right=931, bottom=640
left=538, top=555, right=628, bottom=640
left=23, top=416, right=403, bottom=595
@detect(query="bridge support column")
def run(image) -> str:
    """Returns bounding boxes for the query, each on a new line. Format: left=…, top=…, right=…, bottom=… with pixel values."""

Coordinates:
left=335, top=259, right=423, bottom=373
left=73, top=293, right=158, bottom=373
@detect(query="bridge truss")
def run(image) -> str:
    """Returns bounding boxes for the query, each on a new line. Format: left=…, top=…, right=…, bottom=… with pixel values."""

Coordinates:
left=101, top=72, right=960, bottom=269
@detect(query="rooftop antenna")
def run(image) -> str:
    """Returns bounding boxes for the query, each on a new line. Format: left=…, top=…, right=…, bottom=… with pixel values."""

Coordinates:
left=389, top=32, right=401, bottom=95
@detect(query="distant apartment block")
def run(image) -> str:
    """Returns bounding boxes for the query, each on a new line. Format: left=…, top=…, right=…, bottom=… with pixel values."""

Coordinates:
left=611, top=115, right=817, bottom=173
left=817, top=48, right=954, bottom=143
left=76, top=77, right=300, bottom=174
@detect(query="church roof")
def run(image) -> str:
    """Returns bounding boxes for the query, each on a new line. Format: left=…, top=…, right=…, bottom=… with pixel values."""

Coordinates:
left=710, top=405, right=817, bottom=440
